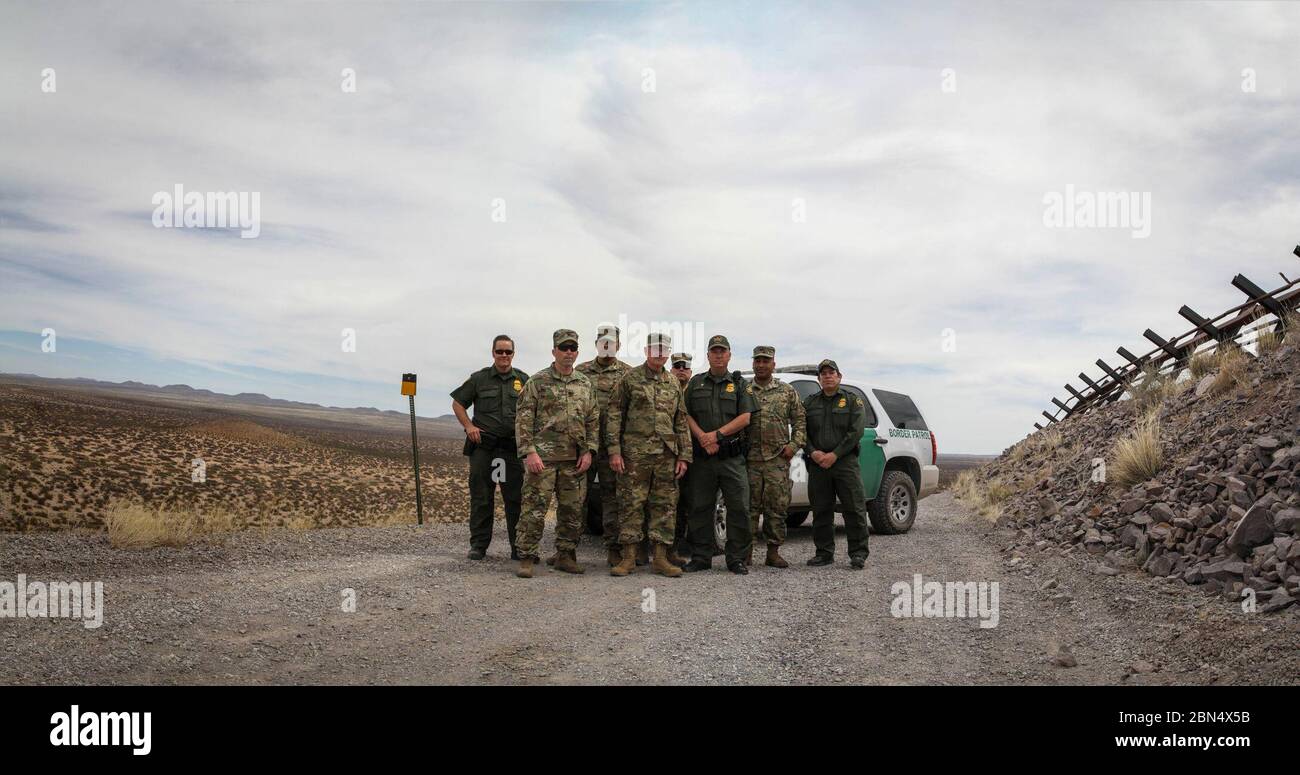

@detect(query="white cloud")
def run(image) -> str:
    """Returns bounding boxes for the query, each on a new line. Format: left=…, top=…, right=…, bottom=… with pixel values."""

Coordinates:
left=2, top=1, right=1298, bottom=452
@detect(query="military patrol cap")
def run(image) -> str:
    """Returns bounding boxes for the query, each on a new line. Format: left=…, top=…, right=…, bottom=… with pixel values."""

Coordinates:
left=553, top=329, right=580, bottom=346
left=752, top=345, right=775, bottom=359
left=707, top=334, right=730, bottom=350
left=647, top=332, right=672, bottom=348
left=671, top=352, right=692, bottom=366
left=595, top=324, right=620, bottom=344
left=817, top=358, right=840, bottom=374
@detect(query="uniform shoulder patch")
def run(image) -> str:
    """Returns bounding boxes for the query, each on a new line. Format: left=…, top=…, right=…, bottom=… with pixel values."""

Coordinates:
left=854, top=396, right=864, bottom=406
left=745, top=384, right=753, bottom=394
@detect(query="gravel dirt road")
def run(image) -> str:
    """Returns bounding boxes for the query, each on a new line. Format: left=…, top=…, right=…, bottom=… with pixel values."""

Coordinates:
left=2, top=493, right=1295, bottom=685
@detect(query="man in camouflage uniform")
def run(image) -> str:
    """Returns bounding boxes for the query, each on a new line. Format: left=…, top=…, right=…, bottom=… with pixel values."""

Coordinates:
left=450, top=334, right=530, bottom=560
left=513, top=329, right=600, bottom=579
left=575, top=324, right=633, bottom=568
left=669, top=351, right=694, bottom=565
left=803, top=358, right=869, bottom=570
left=746, top=345, right=806, bottom=568
left=683, top=334, right=758, bottom=575
left=606, top=333, right=692, bottom=577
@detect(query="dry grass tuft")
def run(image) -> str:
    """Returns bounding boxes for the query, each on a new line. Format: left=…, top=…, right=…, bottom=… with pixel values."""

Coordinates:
left=1110, top=414, right=1162, bottom=488
left=1256, top=329, right=1281, bottom=354
left=1129, top=364, right=1176, bottom=413
left=105, top=500, right=238, bottom=548
left=953, top=470, right=1012, bottom=522
left=1209, top=347, right=1248, bottom=396
left=1188, top=350, right=1216, bottom=379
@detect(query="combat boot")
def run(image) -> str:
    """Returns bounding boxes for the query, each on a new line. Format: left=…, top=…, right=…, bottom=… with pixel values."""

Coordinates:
left=765, top=544, right=789, bottom=568
left=610, top=544, right=637, bottom=576
left=668, top=546, right=689, bottom=567
left=607, top=546, right=622, bottom=567
left=516, top=557, right=535, bottom=578
left=545, top=552, right=559, bottom=567
left=636, top=540, right=649, bottom=566
left=651, top=544, right=682, bottom=578
left=554, top=549, right=585, bottom=574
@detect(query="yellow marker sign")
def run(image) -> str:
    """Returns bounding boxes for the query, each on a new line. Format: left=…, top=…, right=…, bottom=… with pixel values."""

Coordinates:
left=401, top=373, right=417, bottom=396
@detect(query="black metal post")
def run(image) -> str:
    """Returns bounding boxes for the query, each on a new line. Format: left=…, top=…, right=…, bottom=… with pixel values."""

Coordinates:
left=408, top=394, right=423, bottom=525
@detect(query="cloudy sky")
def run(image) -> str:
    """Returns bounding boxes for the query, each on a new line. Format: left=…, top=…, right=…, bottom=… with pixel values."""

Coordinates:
left=1, top=0, right=1297, bottom=453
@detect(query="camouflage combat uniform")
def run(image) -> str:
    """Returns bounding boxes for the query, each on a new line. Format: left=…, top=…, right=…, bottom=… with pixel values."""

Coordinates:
left=514, top=364, right=599, bottom=560
left=576, top=354, right=632, bottom=548
left=605, top=363, right=692, bottom=545
left=746, top=374, right=806, bottom=546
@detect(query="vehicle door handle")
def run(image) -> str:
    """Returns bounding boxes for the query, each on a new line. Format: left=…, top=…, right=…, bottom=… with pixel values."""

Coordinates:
left=873, top=438, right=889, bottom=445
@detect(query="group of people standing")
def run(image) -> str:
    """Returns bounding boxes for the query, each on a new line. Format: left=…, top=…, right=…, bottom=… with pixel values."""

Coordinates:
left=450, top=325, right=870, bottom=579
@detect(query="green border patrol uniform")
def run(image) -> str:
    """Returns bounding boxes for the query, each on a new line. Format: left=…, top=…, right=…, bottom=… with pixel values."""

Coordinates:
left=684, top=334, right=758, bottom=570
left=803, top=358, right=870, bottom=566
left=451, top=358, right=529, bottom=555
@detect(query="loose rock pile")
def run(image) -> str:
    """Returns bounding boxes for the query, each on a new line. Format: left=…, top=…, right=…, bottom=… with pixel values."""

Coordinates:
left=970, top=343, right=1299, bottom=613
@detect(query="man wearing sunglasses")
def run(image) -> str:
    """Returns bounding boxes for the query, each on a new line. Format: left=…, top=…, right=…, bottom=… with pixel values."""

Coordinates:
left=605, top=333, right=691, bottom=577
left=513, top=329, right=600, bottom=578
left=451, top=334, right=530, bottom=561
left=575, top=324, right=632, bottom=568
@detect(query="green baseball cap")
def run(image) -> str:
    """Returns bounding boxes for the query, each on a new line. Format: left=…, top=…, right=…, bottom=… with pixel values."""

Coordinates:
left=707, top=334, right=730, bottom=350
left=817, top=358, right=840, bottom=374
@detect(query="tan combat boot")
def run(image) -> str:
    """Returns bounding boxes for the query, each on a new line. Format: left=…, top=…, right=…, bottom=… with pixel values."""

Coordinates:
left=635, top=540, right=649, bottom=566
left=516, top=557, right=535, bottom=578
left=553, top=549, right=585, bottom=574
left=545, top=552, right=559, bottom=567
left=668, top=545, right=689, bottom=567
left=765, top=543, right=789, bottom=568
left=651, top=543, right=682, bottom=578
left=607, top=546, right=622, bottom=567
left=610, top=544, right=637, bottom=576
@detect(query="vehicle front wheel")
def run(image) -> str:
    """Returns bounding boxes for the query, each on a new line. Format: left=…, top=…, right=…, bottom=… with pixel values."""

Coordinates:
left=867, top=470, right=917, bottom=534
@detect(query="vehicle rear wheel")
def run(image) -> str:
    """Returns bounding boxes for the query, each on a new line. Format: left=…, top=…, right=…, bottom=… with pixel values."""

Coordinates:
left=785, top=510, right=809, bottom=528
left=867, top=470, right=917, bottom=534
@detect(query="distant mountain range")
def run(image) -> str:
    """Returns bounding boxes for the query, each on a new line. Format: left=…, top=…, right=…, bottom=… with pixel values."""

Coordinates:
left=0, top=372, right=458, bottom=423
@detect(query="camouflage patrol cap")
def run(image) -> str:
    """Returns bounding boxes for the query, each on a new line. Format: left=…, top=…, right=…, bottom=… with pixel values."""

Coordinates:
left=817, top=358, right=840, bottom=374
left=647, top=332, right=672, bottom=348
left=707, top=334, right=730, bottom=350
left=671, top=352, right=692, bottom=366
left=752, top=345, right=775, bottom=359
left=553, top=328, right=580, bottom=346
left=595, top=324, right=619, bottom=344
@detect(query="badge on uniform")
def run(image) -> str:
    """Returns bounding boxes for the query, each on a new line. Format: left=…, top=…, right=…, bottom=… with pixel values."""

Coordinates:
left=838, top=397, right=846, bottom=408
left=513, top=378, right=522, bottom=392
left=745, top=385, right=753, bottom=394
left=725, top=383, right=735, bottom=393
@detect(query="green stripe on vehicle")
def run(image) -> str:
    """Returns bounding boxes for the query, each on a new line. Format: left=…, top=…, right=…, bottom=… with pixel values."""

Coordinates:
left=859, top=428, right=886, bottom=500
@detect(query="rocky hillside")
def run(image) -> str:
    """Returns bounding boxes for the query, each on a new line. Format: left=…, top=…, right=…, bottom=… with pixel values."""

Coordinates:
left=957, top=340, right=1299, bottom=615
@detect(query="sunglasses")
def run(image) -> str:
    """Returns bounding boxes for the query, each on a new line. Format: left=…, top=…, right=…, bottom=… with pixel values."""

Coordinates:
left=494, top=349, right=514, bottom=356
left=556, top=343, right=578, bottom=352
left=672, top=362, right=689, bottom=369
